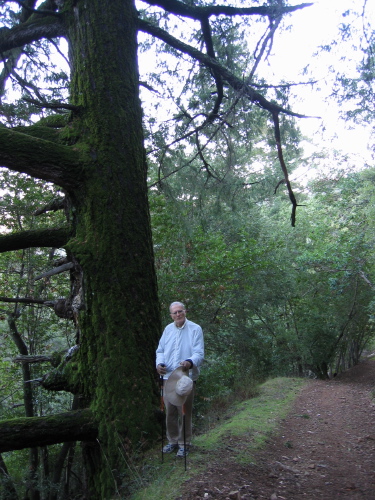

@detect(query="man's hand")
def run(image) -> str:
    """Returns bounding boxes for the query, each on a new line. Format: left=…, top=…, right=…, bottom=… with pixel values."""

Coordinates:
left=180, top=360, right=192, bottom=371
left=157, top=363, right=167, bottom=376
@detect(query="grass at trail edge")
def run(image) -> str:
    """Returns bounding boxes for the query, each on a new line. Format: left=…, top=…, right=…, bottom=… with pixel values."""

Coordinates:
left=129, top=377, right=306, bottom=499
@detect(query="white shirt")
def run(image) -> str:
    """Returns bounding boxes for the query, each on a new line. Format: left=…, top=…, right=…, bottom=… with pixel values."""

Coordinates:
left=156, top=319, right=204, bottom=380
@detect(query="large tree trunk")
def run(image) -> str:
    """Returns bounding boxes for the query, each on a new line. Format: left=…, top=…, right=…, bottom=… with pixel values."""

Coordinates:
left=61, top=0, right=161, bottom=496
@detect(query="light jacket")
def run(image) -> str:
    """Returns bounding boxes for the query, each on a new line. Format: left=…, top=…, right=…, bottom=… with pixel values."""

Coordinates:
left=156, top=319, right=204, bottom=380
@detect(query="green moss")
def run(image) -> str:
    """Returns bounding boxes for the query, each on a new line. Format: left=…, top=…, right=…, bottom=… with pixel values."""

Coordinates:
left=41, top=350, right=83, bottom=394
left=50, top=351, right=64, bottom=368
left=58, top=118, right=86, bottom=146
left=36, top=114, right=70, bottom=128
left=12, top=124, right=61, bottom=143
left=194, top=377, right=305, bottom=456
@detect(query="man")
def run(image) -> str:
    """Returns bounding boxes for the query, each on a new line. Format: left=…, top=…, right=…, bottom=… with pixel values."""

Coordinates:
left=156, top=301, right=204, bottom=457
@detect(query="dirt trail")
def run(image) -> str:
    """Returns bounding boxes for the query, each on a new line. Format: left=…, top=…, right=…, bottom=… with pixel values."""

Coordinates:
left=179, top=357, right=375, bottom=499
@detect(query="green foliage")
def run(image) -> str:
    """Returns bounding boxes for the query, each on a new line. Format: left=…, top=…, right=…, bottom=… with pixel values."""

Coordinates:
left=0, top=167, right=76, bottom=497
left=321, top=4, right=375, bottom=154
left=151, top=155, right=375, bottom=381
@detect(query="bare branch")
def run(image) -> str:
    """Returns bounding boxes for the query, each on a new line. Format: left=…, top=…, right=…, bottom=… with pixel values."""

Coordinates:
left=22, top=97, right=81, bottom=112
left=274, top=178, right=286, bottom=193
left=0, top=296, right=46, bottom=305
left=359, top=271, right=374, bottom=288
left=11, top=0, right=61, bottom=17
left=195, top=130, right=221, bottom=182
left=0, top=15, right=65, bottom=56
left=0, top=296, right=75, bottom=322
left=141, top=1, right=313, bottom=21
left=248, top=15, right=282, bottom=82
left=34, top=262, right=74, bottom=280
left=200, top=17, right=223, bottom=117
left=138, top=18, right=314, bottom=120
left=271, top=111, right=298, bottom=226
left=33, top=197, right=65, bottom=216
left=14, top=354, right=54, bottom=364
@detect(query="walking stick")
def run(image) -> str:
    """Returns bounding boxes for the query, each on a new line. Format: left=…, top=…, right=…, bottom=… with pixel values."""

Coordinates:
left=182, top=402, right=187, bottom=471
left=159, top=373, right=165, bottom=462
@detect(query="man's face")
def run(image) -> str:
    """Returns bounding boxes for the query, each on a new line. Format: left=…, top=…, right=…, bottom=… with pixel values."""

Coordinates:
left=170, top=304, right=186, bottom=327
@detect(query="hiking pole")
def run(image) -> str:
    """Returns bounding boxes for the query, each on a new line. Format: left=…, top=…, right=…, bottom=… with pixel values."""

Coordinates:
left=182, top=402, right=187, bottom=471
left=159, top=365, right=165, bottom=462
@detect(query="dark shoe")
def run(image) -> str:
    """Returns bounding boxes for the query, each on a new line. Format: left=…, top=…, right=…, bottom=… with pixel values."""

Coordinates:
left=162, top=443, right=178, bottom=453
left=176, top=446, right=189, bottom=457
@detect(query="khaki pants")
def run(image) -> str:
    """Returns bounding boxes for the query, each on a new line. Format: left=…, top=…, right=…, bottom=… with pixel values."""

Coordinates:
left=165, top=384, right=195, bottom=445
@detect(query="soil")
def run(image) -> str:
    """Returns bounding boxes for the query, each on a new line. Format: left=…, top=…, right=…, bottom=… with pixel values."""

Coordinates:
left=178, top=357, right=375, bottom=500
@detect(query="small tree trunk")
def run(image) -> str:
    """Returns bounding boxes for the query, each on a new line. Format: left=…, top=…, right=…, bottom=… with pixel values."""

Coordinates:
left=0, top=454, right=19, bottom=500
left=8, top=314, right=42, bottom=500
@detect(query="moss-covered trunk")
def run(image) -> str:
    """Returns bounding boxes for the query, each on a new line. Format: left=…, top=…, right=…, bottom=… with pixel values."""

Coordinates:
left=63, top=1, right=161, bottom=496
